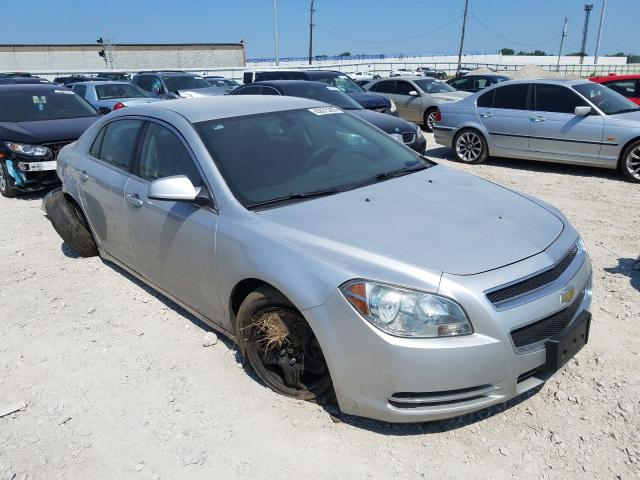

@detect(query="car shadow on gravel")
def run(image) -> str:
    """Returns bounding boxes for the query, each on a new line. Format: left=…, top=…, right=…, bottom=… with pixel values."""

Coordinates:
left=604, top=258, right=640, bottom=292
left=324, top=385, right=544, bottom=434
left=426, top=147, right=624, bottom=182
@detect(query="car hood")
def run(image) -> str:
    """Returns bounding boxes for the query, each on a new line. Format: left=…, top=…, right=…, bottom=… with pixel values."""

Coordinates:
left=348, top=91, right=390, bottom=109
left=258, top=166, right=564, bottom=275
left=0, top=116, right=98, bottom=144
left=177, top=87, right=226, bottom=98
left=107, top=97, right=163, bottom=107
left=350, top=109, right=416, bottom=134
left=431, top=91, right=471, bottom=102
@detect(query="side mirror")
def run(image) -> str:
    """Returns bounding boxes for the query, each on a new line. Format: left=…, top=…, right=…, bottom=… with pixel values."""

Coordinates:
left=409, top=90, right=419, bottom=97
left=148, top=175, right=200, bottom=202
left=574, top=106, right=592, bottom=116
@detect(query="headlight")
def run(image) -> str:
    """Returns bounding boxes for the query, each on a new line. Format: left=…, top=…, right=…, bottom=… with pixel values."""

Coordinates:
left=577, top=237, right=587, bottom=253
left=5, top=142, right=50, bottom=157
left=340, top=280, right=473, bottom=338
left=389, top=98, right=397, bottom=113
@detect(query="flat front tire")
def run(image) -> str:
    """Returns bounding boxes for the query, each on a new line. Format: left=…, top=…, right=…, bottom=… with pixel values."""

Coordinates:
left=235, top=287, right=331, bottom=401
left=619, top=139, right=640, bottom=183
left=454, top=129, right=489, bottom=164
left=44, top=188, right=98, bottom=257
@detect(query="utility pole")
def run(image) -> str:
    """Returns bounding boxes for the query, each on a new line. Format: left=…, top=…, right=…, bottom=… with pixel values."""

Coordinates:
left=593, top=0, right=607, bottom=64
left=579, top=4, right=594, bottom=65
left=456, top=0, right=469, bottom=76
left=273, top=0, right=280, bottom=66
left=556, top=17, right=568, bottom=72
left=308, top=0, right=316, bottom=65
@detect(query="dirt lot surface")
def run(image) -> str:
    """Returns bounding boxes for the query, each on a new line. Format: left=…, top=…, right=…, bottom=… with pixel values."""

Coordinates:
left=1, top=133, right=639, bottom=480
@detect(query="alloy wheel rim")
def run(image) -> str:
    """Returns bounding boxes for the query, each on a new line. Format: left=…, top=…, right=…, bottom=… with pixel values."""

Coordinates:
left=456, top=132, right=483, bottom=162
left=626, top=146, right=640, bottom=180
left=427, top=112, right=437, bottom=129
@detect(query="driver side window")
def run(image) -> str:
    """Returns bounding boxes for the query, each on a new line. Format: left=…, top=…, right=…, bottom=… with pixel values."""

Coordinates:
left=138, top=123, right=203, bottom=187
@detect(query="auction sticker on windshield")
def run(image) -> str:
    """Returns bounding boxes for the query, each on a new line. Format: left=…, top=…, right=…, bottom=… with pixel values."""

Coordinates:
left=309, top=106, right=343, bottom=115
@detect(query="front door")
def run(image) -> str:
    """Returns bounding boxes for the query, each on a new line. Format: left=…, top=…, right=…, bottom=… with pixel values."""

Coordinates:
left=124, top=121, right=220, bottom=321
left=476, top=83, right=531, bottom=155
left=393, top=80, right=422, bottom=122
left=79, top=119, right=143, bottom=266
left=528, top=84, right=604, bottom=164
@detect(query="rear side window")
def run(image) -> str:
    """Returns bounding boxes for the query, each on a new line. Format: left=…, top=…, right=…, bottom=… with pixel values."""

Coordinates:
left=89, top=127, right=105, bottom=158
left=233, top=85, right=262, bottom=95
left=370, top=80, right=395, bottom=94
left=535, top=84, right=586, bottom=114
left=477, top=89, right=495, bottom=108
left=138, top=123, right=202, bottom=187
left=260, top=86, right=281, bottom=96
left=493, top=84, right=529, bottom=110
left=96, top=120, right=142, bottom=171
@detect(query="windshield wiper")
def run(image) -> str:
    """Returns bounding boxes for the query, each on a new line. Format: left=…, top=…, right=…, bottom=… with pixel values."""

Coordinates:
left=349, top=163, right=430, bottom=190
left=246, top=188, right=342, bottom=210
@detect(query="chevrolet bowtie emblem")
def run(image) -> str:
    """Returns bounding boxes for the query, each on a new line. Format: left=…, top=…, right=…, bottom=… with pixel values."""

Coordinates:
left=561, top=286, right=576, bottom=304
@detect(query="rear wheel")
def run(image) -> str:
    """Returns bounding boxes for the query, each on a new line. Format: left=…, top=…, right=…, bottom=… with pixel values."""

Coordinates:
left=454, top=129, right=489, bottom=164
left=0, top=161, right=20, bottom=198
left=236, top=287, right=331, bottom=401
left=619, top=139, right=640, bottom=183
left=423, top=108, right=438, bottom=132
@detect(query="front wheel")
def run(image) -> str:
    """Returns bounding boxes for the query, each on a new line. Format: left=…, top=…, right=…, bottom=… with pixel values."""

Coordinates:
left=0, top=161, right=20, bottom=198
left=235, top=287, right=331, bottom=401
left=619, top=139, right=640, bottom=183
left=423, top=108, right=438, bottom=133
left=454, top=129, right=489, bottom=164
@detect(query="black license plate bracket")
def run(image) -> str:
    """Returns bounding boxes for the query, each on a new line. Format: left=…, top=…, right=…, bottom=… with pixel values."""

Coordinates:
left=543, top=311, right=591, bottom=373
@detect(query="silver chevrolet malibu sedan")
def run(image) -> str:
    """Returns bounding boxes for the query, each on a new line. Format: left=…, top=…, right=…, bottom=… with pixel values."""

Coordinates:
left=46, top=96, right=593, bottom=423
left=433, top=79, right=640, bottom=182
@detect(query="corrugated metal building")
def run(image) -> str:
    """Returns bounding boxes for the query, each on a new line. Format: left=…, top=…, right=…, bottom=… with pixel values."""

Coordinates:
left=0, top=43, right=245, bottom=72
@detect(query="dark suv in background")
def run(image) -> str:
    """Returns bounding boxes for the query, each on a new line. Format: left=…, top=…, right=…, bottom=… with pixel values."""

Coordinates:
left=243, top=70, right=397, bottom=115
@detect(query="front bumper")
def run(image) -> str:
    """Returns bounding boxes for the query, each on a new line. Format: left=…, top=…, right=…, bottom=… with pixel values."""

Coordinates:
left=3, top=158, right=60, bottom=191
left=304, top=240, right=592, bottom=423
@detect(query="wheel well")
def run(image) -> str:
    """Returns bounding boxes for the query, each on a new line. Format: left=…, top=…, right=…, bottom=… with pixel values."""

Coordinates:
left=618, top=137, right=640, bottom=165
left=229, top=279, right=288, bottom=325
left=62, top=192, right=92, bottom=232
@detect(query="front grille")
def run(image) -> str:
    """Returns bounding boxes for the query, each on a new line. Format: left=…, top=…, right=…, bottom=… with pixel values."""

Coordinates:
left=42, top=141, right=72, bottom=159
left=510, top=289, right=585, bottom=348
left=487, top=244, right=579, bottom=304
left=402, top=132, right=416, bottom=144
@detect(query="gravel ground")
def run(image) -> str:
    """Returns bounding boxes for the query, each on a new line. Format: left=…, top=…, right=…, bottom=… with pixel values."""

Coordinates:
left=1, top=133, right=639, bottom=480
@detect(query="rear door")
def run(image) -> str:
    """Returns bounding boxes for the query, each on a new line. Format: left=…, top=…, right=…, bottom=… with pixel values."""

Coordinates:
left=528, top=84, right=604, bottom=163
left=123, top=121, right=219, bottom=320
left=79, top=119, right=143, bottom=265
left=476, top=83, right=531, bottom=155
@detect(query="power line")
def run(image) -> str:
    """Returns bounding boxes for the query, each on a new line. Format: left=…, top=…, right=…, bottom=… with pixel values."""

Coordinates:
left=315, top=15, right=463, bottom=45
left=470, top=12, right=561, bottom=47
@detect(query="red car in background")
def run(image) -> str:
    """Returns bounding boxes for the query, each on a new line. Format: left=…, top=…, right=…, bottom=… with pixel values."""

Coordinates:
left=590, top=74, right=640, bottom=105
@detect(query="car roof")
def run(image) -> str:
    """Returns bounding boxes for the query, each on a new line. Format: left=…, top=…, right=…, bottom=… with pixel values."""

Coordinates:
left=123, top=95, right=325, bottom=123
left=0, top=83, right=67, bottom=93
left=590, top=74, right=640, bottom=82
left=494, top=78, right=591, bottom=87
left=69, top=81, right=134, bottom=87
left=136, top=71, right=199, bottom=76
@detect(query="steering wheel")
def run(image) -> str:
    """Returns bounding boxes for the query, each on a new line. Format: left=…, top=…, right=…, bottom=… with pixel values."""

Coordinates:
left=304, top=146, right=339, bottom=169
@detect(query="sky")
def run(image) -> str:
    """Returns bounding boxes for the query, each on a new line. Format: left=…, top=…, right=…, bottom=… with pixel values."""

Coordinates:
left=1, top=0, right=637, bottom=59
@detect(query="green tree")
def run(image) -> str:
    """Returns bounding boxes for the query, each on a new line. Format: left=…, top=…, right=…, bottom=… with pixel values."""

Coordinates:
left=500, top=48, right=515, bottom=55
left=337, top=51, right=351, bottom=57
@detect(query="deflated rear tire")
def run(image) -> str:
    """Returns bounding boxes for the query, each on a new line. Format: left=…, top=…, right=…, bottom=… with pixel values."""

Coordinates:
left=454, top=129, right=489, bottom=164
left=44, top=188, right=98, bottom=257
left=235, top=286, right=331, bottom=401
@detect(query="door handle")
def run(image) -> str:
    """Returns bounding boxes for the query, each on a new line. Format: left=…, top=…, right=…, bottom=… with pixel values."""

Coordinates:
left=79, top=171, right=89, bottom=183
left=126, top=193, right=144, bottom=208
left=480, top=112, right=493, bottom=118
left=531, top=115, right=546, bottom=122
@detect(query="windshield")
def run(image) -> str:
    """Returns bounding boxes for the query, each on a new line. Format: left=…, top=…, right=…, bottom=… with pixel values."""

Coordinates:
left=282, top=83, right=362, bottom=110
left=95, top=83, right=149, bottom=100
left=206, top=79, right=230, bottom=89
left=414, top=79, right=456, bottom=94
left=196, top=108, right=428, bottom=209
left=573, top=82, right=639, bottom=115
left=314, top=74, right=364, bottom=94
left=163, top=75, right=211, bottom=92
left=0, top=89, right=97, bottom=122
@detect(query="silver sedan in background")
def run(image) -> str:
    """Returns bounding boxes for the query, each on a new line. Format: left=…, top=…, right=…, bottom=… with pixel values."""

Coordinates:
left=365, top=77, right=470, bottom=132
left=46, top=96, right=592, bottom=423
left=69, top=81, right=162, bottom=114
left=433, top=79, right=640, bottom=182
